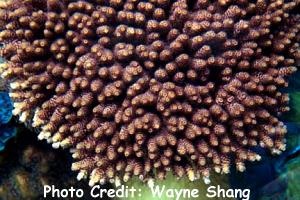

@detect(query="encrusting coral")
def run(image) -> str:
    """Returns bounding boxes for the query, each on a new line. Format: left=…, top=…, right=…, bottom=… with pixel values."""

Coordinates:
left=0, top=0, right=299, bottom=186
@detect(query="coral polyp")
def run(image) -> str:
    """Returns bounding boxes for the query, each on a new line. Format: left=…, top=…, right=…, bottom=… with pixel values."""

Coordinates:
left=0, top=0, right=299, bottom=185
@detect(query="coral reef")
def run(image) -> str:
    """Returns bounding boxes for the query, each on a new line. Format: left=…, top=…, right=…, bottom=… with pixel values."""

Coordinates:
left=227, top=67, right=300, bottom=200
left=0, top=0, right=299, bottom=185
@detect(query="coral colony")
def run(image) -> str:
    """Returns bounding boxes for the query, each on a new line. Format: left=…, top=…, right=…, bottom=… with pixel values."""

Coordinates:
left=0, top=0, right=299, bottom=186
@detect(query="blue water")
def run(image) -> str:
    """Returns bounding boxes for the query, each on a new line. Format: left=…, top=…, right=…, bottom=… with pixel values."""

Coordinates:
left=0, top=91, right=16, bottom=151
left=0, top=92, right=13, bottom=124
left=0, top=124, right=16, bottom=151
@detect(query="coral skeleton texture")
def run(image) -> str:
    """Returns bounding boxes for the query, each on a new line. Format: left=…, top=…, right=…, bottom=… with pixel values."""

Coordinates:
left=0, top=0, right=299, bottom=186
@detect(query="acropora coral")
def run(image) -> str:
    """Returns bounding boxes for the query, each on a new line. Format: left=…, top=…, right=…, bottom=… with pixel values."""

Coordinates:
left=0, top=0, right=299, bottom=186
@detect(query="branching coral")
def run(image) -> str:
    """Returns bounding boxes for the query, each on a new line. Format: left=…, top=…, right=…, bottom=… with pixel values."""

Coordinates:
left=0, top=0, right=299, bottom=186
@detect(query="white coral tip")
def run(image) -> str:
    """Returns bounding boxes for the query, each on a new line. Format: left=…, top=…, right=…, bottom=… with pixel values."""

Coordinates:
left=147, top=178, right=154, bottom=188
left=52, top=142, right=60, bottom=149
left=203, top=176, right=211, bottom=184
left=77, top=170, right=87, bottom=181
